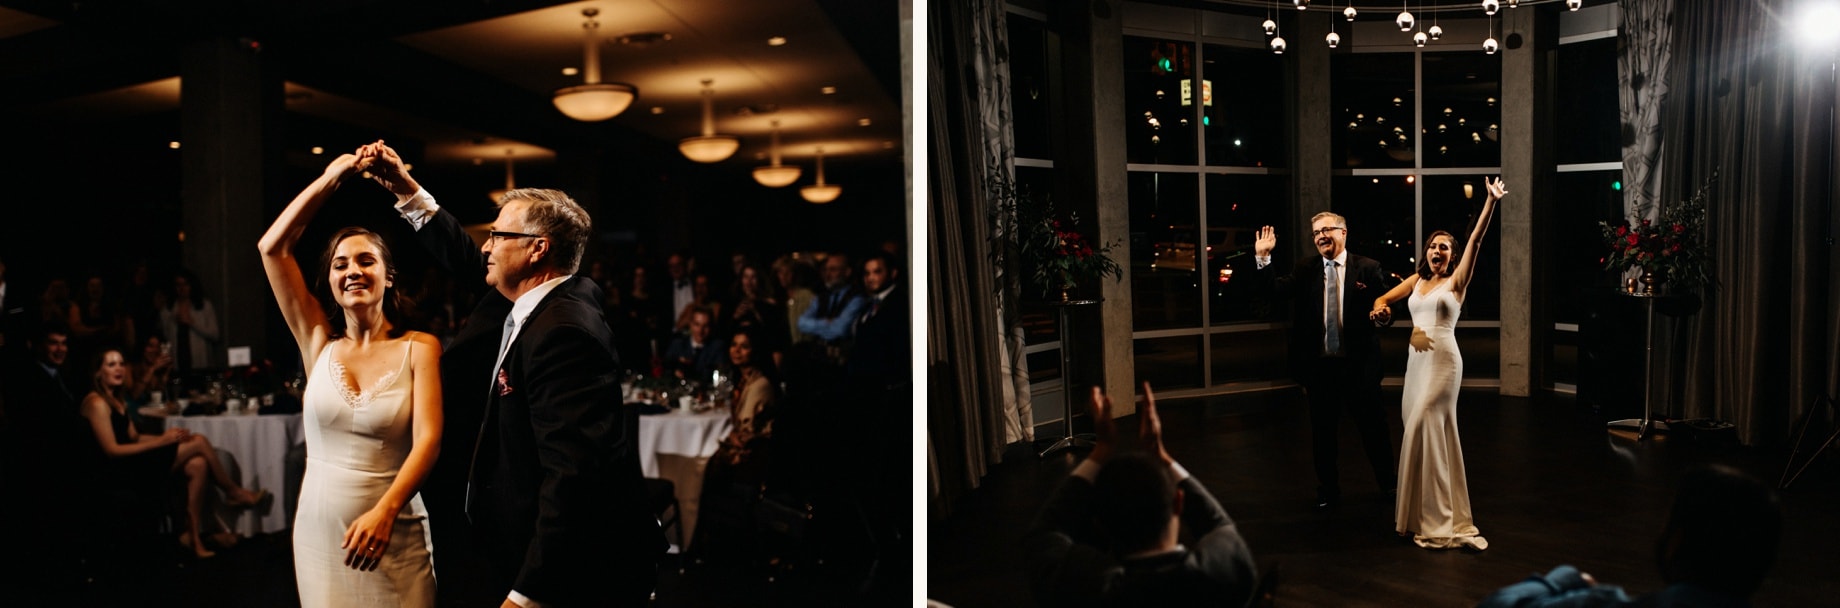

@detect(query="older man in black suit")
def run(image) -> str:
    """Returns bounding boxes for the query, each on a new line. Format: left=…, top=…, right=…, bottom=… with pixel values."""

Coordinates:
left=1255, top=212, right=1399, bottom=509
left=366, top=141, right=665, bottom=607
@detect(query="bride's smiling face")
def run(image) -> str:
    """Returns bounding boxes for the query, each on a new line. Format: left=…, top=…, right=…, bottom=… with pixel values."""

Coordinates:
left=329, top=235, right=391, bottom=309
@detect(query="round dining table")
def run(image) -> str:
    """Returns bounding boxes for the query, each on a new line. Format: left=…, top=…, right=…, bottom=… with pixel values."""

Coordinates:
left=162, top=411, right=304, bottom=537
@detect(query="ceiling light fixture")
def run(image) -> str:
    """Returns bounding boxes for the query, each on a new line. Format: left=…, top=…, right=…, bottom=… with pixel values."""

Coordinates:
left=801, top=147, right=842, bottom=204
left=753, top=120, right=802, bottom=188
left=552, top=9, right=637, bottom=122
left=488, top=149, right=516, bottom=203
left=679, top=79, right=740, bottom=163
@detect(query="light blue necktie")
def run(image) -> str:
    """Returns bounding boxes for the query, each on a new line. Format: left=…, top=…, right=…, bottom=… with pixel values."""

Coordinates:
left=1325, top=260, right=1342, bottom=355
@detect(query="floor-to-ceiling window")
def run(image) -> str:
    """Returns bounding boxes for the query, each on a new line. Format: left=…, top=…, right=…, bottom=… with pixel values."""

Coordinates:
left=1005, top=5, right=1077, bottom=430
left=1332, top=25, right=1503, bottom=383
left=1122, top=4, right=1289, bottom=393
left=1551, top=4, right=1623, bottom=393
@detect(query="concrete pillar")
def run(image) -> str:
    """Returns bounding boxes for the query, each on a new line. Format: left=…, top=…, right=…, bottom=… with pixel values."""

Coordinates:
left=1057, top=0, right=1135, bottom=415
left=1294, top=12, right=1333, bottom=245
left=1498, top=8, right=1554, bottom=395
left=181, top=36, right=281, bottom=366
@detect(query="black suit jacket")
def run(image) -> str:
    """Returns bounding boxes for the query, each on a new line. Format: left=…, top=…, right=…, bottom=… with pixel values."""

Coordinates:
left=1023, top=473, right=1259, bottom=608
left=845, top=284, right=910, bottom=388
left=414, top=207, right=664, bottom=605
left=1262, top=253, right=1397, bottom=387
left=662, top=335, right=727, bottom=382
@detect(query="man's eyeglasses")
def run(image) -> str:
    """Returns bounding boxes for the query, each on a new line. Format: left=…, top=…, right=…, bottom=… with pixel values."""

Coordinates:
left=488, top=230, right=542, bottom=243
left=1311, top=227, right=1346, bottom=237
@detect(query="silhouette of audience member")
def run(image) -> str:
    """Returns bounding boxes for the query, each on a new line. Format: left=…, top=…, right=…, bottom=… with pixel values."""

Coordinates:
left=1025, top=382, right=1259, bottom=608
left=162, top=270, right=221, bottom=372
left=1475, top=463, right=1782, bottom=608
left=0, top=255, right=24, bottom=354
left=772, top=255, right=819, bottom=346
left=796, top=253, right=865, bottom=345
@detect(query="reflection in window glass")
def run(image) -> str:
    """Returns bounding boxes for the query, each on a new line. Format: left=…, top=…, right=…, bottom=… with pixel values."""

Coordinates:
left=1210, top=329, right=1288, bottom=383
left=1421, top=175, right=1499, bottom=321
left=1420, top=52, right=1501, bottom=169
left=1206, top=173, right=1288, bottom=324
left=1555, top=37, right=1620, bottom=165
left=1124, top=36, right=1199, bottom=165
left=1009, top=15, right=1055, bottom=160
left=1329, top=175, right=1416, bottom=278
left=1550, top=170, right=1625, bottom=324
left=1332, top=53, right=1415, bottom=169
left=1203, top=44, right=1286, bottom=168
left=1017, top=166, right=1061, bottom=348
left=1130, top=172, right=1203, bottom=330
left=1135, top=336, right=1203, bottom=390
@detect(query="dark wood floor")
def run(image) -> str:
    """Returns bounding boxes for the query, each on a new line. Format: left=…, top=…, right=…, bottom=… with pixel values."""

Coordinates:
left=927, top=388, right=1840, bottom=608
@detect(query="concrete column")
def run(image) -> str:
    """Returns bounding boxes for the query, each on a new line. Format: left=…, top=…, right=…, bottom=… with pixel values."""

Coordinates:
left=181, top=36, right=281, bottom=366
left=1498, top=8, right=1554, bottom=396
left=1294, top=12, right=1333, bottom=245
left=1057, top=0, right=1135, bottom=415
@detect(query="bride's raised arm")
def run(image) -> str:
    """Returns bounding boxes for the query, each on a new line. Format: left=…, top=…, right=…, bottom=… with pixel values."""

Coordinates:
left=259, top=152, right=363, bottom=368
left=1452, top=177, right=1506, bottom=298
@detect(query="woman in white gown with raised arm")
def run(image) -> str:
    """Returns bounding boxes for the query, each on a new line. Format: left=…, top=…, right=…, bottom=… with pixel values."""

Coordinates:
left=1369, top=176, right=1505, bottom=551
left=260, top=151, right=443, bottom=606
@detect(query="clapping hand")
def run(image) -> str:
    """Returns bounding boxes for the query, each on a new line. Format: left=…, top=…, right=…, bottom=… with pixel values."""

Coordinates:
left=1137, top=382, right=1174, bottom=466
left=1087, top=386, right=1118, bottom=465
left=1254, top=225, right=1278, bottom=258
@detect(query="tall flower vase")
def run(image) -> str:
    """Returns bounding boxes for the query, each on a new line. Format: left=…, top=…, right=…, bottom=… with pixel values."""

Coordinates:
left=1639, top=270, right=1660, bottom=295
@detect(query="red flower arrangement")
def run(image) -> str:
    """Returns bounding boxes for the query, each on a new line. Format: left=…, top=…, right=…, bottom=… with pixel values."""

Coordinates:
left=990, top=177, right=1124, bottom=301
left=1599, top=175, right=1714, bottom=292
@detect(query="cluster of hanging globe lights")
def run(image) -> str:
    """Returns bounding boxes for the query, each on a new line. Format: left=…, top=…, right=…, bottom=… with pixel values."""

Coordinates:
left=1264, top=0, right=1582, bottom=55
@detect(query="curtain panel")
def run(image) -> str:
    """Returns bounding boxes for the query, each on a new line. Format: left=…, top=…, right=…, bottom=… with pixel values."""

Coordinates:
left=928, top=0, right=1033, bottom=520
left=1652, top=0, right=1840, bottom=446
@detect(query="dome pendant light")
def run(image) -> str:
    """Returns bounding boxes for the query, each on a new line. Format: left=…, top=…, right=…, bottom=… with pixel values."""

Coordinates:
left=1397, top=2, right=1414, bottom=31
left=752, top=120, right=803, bottom=187
left=800, top=147, right=842, bottom=204
left=552, top=9, right=637, bottom=122
left=1484, top=14, right=1499, bottom=54
left=679, top=79, right=740, bottom=163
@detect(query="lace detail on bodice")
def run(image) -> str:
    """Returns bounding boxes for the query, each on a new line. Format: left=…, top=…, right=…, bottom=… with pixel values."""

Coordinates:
left=327, top=347, right=407, bottom=409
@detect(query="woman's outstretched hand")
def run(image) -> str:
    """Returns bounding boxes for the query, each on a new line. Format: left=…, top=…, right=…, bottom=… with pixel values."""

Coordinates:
left=1485, top=176, right=1508, bottom=201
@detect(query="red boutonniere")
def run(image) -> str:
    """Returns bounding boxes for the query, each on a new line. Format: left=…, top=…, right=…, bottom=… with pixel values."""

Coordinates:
left=496, top=369, right=514, bottom=396
left=1355, top=281, right=1368, bottom=291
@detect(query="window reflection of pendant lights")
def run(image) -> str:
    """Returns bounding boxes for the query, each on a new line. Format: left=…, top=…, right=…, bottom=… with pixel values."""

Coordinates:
left=679, top=79, right=740, bottom=163
left=488, top=149, right=516, bottom=203
left=552, top=9, right=637, bottom=122
left=800, top=147, right=842, bottom=204
left=752, top=120, right=802, bottom=187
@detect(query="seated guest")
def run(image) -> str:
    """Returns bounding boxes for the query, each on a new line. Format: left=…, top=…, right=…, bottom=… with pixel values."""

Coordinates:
left=673, top=272, right=724, bottom=335
left=1025, top=382, right=1259, bottom=608
left=77, top=347, right=267, bottom=558
left=727, top=262, right=788, bottom=362
left=666, top=251, right=696, bottom=324
left=771, top=255, right=819, bottom=346
left=691, top=327, right=779, bottom=566
left=125, top=334, right=174, bottom=409
left=663, top=306, right=726, bottom=383
left=845, top=250, right=908, bottom=390
left=795, top=253, right=866, bottom=346
left=1476, top=463, right=1782, bottom=608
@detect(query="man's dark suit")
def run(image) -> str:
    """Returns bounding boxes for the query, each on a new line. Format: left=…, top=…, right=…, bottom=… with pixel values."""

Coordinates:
left=413, top=207, right=665, bottom=606
left=1023, top=473, right=1258, bottom=607
left=662, top=335, right=727, bottom=382
left=1265, top=252, right=1398, bottom=501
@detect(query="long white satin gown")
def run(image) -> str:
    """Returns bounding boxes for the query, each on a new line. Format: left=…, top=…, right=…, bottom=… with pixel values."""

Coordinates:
left=294, top=342, right=436, bottom=606
left=1394, top=279, right=1487, bottom=550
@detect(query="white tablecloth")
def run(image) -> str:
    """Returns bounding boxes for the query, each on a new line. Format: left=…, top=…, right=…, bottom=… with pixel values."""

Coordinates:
left=636, top=411, right=732, bottom=478
left=168, top=413, right=304, bottom=536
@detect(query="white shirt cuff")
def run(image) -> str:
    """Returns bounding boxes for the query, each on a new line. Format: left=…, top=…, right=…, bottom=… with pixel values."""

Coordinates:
left=393, top=188, right=440, bottom=231
left=508, top=590, right=542, bottom=608
left=1255, top=255, right=1271, bottom=269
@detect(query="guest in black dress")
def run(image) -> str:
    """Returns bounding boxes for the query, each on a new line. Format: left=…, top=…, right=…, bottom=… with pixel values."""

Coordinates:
left=690, top=327, right=779, bottom=569
left=76, top=348, right=265, bottom=559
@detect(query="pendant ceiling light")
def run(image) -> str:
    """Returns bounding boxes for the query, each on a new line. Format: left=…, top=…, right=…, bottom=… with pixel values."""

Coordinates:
left=1567, top=0, right=1581, bottom=10
left=1327, top=2, right=1341, bottom=48
left=1397, top=2, right=1414, bottom=31
left=1483, top=0, right=1499, bottom=16
left=1344, top=5, right=1358, bottom=20
left=679, top=79, right=740, bottom=163
left=552, top=9, right=637, bottom=122
left=752, top=120, right=802, bottom=187
left=1484, top=14, right=1499, bottom=54
left=488, top=149, right=516, bottom=203
left=800, top=147, right=842, bottom=204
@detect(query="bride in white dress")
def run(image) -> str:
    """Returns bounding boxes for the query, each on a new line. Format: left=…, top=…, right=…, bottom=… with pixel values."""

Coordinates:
left=1370, top=176, right=1505, bottom=551
left=260, top=151, right=444, bottom=606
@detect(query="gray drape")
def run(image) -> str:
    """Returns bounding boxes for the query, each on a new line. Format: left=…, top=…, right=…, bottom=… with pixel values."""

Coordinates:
left=928, top=0, right=1033, bottom=519
left=1618, top=0, right=1673, bottom=227
left=1651, top=0, right=1840, bottom=445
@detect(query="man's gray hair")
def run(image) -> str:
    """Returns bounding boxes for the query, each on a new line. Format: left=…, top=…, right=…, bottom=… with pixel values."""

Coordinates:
left=501, top=188, right=592, bottom=274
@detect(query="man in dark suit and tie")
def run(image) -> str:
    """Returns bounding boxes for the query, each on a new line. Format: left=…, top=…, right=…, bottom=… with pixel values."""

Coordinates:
left=1255, top=212, right=1398, bottom=509
left=366, top=141, right=665, bottom=607
left=662, top=306, right=726, bottom=382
